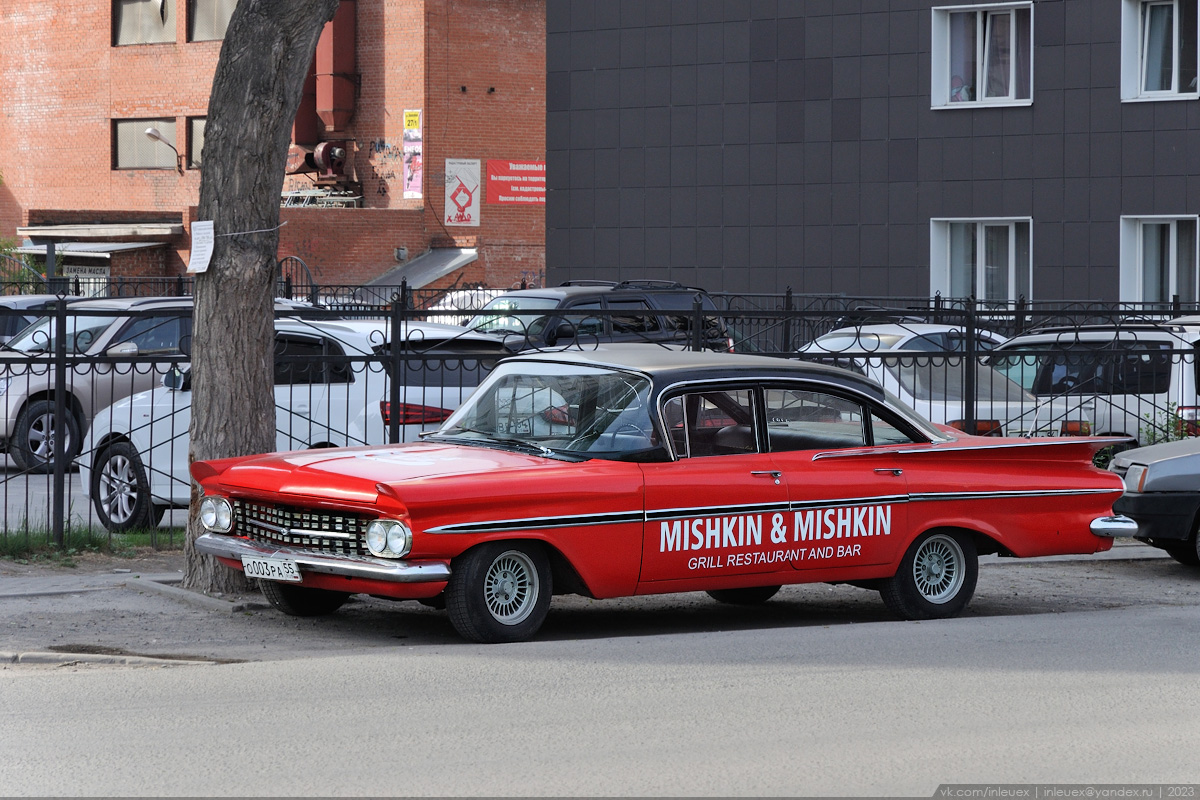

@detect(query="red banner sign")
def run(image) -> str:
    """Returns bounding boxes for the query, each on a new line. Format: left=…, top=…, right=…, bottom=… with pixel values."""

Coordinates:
left=486, top=159, right=546, bottom=205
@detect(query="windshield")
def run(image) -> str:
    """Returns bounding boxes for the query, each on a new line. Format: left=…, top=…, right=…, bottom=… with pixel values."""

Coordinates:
left=465, top=297, right=561, bottom=336
left=812, top=332, right=905, bottom=352
left=434, top=361, right=657, bottom=459
left=5, top=314, right=114, bottom=354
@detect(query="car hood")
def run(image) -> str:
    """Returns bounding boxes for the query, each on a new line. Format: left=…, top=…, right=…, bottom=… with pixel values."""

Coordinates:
left=194, top=441, right=585, bottom=503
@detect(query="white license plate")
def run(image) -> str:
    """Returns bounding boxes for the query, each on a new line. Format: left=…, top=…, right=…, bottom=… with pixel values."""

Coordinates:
left=241, top=555, right=302, bottom=583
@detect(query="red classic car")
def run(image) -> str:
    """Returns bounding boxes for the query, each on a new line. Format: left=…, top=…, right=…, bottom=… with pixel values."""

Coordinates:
left=192, top=346, right=1136, bottom=642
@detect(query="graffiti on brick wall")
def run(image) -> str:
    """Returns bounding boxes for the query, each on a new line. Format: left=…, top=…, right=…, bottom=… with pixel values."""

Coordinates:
left=366, top=139, right=402, bottom=196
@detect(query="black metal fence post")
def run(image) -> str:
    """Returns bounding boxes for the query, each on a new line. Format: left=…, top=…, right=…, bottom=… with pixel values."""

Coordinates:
left=691, top=297, right=703, bottom=351
left=388, top=281, right=407, bottom=444
left=52, top=298, right=67, bottom=546
left=964, top=296, right=977, bottom=435
left=781, top=287, right=794, bottom=352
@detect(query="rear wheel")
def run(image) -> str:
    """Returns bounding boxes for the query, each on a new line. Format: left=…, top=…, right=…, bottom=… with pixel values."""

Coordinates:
left=259, top=579, right=350, bottom=617
left=880, top=531, right=978, bottom=620
left=1163, top=534, right=1200, bottom=567
left=446, top=542, right=552, bottom=643
left=706, top=585, right=781, bottom=605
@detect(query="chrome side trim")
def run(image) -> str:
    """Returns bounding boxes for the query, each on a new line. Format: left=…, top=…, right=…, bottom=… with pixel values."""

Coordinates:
left=194, top=532, right=450, bottom=583
left=425, top=509, right=643, bottom=535
left=910, top=488, right=1122, bottom=502
left=1089, top=515, right=1140, bottom=538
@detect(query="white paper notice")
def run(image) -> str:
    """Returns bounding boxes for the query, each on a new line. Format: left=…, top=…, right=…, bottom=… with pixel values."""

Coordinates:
left=187, top=220, right=215, bottom=274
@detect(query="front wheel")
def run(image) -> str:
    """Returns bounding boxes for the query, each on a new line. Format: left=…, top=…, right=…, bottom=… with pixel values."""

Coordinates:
left=91, top=441, right=165, bottom=532
left=259, top=579, right=350, bottom=617
left=11, top=400, right=81, bottom=473
left=446, top=542, right=552, bottom=643
left=880, top=531, right=978, bottom=620
left=1163, top=533, right=1200, bottom=567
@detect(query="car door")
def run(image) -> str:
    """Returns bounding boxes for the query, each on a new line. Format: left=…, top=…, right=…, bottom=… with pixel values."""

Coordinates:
left=273, top=333, right=339, bottom=449
left=639, top=386, right=793, bottom=584
left=760, top=385, right=911, bottom=571
left=91, top=313, right=192, bottom=419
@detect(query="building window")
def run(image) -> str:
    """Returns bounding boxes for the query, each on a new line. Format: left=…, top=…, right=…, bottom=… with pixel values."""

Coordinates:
left=114, top=0, right=176, bottom=46
left=188, top=118, right=206, bottom=168
left=189, top=0, right=236, bottom=42
left=1120, top=217, right=1199, bottom=302
left=113, top=119, right=178, bottom=169
left=932, top=3, right=1033, bottom=107
left=930, top=218, right=1032, bottom=304
left=1122, top=0, right=1200, bottom=100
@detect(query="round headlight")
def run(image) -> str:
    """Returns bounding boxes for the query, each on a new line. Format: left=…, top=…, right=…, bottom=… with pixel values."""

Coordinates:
left=386, top=522, right=412, bottom=557
left=365, top=520, right=389, bottom=556
left=199, top=496, right=233, bottom=532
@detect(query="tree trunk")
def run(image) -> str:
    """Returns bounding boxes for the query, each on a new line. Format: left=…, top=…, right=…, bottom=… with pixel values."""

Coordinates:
left=183, top=0, right=340, bottom=593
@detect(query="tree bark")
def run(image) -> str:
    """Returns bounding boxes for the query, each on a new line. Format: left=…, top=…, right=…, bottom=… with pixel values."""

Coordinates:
left=183, top=0, right=340, bottom=593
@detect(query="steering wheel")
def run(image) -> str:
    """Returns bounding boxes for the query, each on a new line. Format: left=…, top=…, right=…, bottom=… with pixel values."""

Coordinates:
left=1051, top=375, right=1079, bottom=393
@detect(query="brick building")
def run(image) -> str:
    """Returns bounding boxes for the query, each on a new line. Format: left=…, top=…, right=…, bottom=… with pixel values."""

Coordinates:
left=0, top=0, right=546, bottom=292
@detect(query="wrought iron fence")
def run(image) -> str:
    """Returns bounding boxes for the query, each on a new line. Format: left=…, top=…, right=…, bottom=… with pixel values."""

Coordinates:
left=0, top=291, right=1198, bottom=550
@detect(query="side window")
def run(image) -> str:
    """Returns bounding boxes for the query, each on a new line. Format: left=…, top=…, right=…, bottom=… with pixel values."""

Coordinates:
left=274, top=335, right=349, bottom=385
left=559, top=301, right=604, bottom=336
left=115, top=315, right=188, bottom=355
left=763, top=389, right=867, bottom=451
left=663, top=389, right=756, bottom=458
left=608, top=299, right=662, bottom=334
left=871, top=413, right=920, bottom=445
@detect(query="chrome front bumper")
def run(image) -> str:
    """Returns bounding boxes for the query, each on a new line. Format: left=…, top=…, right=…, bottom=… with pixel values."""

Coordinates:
left=1089, top=515, right=1140, bottom=538
left=194, top=532, right=451, bottom=583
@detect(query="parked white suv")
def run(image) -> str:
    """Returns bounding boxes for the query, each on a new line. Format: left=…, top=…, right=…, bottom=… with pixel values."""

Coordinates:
left=992, top=319, right=1200, bottom=444
left=80, top=316, right=504, bottom=531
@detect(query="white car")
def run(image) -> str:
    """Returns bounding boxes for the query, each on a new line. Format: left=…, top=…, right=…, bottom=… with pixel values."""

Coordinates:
left=800, top=325, right=1089, bottom=437
left=80, top=316, right=505, bottom=531
left=800, top=322, right=1008, bottom=354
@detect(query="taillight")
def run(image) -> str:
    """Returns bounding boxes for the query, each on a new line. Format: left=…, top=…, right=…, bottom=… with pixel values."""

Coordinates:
left=726, top=337, right=735, bottom=353
left=1059, top=420, right=1092, bottom=436
left=949, top=419, right=1002, bottom=436
left=1177, top=407, right=1200, bottom=437
left=379, top=401, right=454, bottom=426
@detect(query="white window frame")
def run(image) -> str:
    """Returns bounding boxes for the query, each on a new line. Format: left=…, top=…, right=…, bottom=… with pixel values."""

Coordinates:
left=1119, top=215, right=1200, bottom=302
left=931, top=2, right=1034, bottom=109
left=930, top=217, right=1033, bottom=303
left=113, top=118, right=178, bottom=170
left=113, top=0, right=176, bottom=46
left=1121, top=0, right=1200, bottom=101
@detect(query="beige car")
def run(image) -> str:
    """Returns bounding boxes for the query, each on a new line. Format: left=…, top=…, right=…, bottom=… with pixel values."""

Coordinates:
left=0, top=296, right=200, bottom=472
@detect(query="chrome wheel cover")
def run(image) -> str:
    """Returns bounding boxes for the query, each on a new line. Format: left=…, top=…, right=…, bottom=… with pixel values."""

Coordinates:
left=27, top=412, right=65, bottom=459
left=483, top=550, right=539, bottom=625
left=98, top=453, right=139, bottom=524
left=912, top=534, right=965, bottom=604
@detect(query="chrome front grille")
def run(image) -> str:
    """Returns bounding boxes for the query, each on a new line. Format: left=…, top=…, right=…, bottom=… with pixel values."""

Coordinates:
left=234, top=501, right=367, bottom=557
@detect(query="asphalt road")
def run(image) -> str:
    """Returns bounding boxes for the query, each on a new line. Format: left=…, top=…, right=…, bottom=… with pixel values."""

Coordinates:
left=1, top=545, right=1198, bottom=795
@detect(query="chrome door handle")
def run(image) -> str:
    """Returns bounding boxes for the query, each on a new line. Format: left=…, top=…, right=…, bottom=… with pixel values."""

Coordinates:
left=751, top=470, right=782, bottom=485
left=874, top=468, right=903, bottom=476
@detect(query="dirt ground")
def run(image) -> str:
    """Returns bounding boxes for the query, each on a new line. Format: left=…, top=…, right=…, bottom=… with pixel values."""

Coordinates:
left=2, top=542, right=1199, bottom=664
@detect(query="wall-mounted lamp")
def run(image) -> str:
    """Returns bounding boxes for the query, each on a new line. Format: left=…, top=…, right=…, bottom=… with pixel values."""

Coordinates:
left=144, top=127, right=184, bottom=174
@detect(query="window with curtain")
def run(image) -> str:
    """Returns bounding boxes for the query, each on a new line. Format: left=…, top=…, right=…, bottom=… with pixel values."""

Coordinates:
left=190, top=0, right=237, bottom=42
left=934, top=3, right=1032, bottom=107
left=1123, top=0, right=1199, bottom=99
left=113, top=0, right=176, bottom=46
left=931, top=219, right=1032, bottom=305
left=1122, top=217, right=1199, bottom=303
left=188, top=118, right=206, bottom=169
left=113, top=119, right=178, bottom=169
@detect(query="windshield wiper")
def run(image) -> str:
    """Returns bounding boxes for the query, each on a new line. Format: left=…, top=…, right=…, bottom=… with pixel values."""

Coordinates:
left=431, top=426, right=580, bottom=460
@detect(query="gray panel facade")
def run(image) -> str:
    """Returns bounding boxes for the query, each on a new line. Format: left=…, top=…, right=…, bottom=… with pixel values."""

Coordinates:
left=546, top=1, right=1200, bottom=301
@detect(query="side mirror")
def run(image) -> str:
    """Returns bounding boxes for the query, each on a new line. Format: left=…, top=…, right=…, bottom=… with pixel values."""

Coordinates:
left=545, top=321, right=575, bottom=346
left=106, top=342, right=139, bottom=357
left=162, top=366, right=192, bottom=392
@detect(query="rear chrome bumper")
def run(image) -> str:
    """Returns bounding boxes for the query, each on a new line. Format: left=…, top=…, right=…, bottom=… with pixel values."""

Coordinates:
left=194, top=532, right=451, bottom=583
left=1089, top=515, right=1140, bottom=538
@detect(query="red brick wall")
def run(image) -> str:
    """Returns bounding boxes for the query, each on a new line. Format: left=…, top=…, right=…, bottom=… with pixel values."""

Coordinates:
left=0, top=0, right=545, bottom=288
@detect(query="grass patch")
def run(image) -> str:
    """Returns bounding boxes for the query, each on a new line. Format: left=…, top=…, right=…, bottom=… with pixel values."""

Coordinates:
left=0, top=527, right=184, bottom=566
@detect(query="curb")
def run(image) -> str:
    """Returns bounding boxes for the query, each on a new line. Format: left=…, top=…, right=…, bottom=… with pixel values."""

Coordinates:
left=1, top=651, right=216, bottom=667
left=125, top=576, right=270, bottom=613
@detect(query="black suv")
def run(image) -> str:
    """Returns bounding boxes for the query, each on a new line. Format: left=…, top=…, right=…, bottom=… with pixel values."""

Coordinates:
left=461, top=281, right=748, bottom=352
